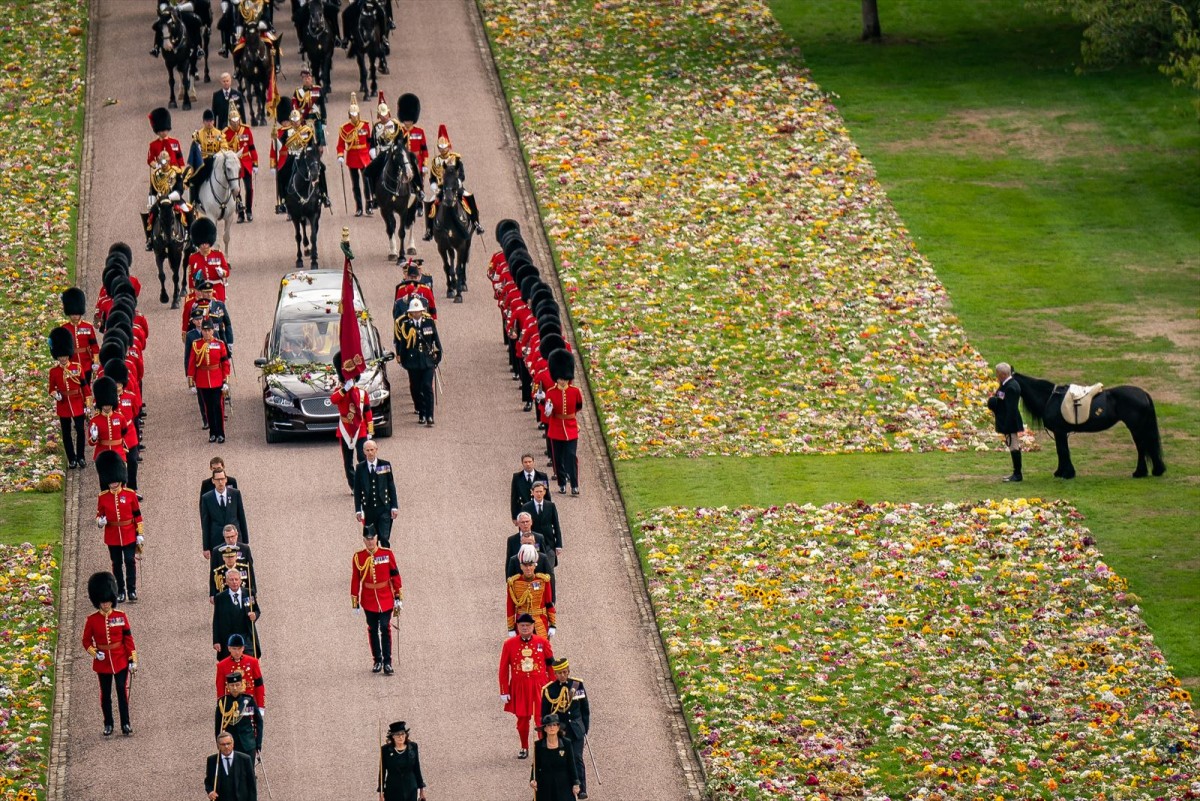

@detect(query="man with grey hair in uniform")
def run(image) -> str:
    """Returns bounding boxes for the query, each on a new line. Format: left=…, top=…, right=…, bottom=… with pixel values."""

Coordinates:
left=987, top=362, right=1024, bottom=482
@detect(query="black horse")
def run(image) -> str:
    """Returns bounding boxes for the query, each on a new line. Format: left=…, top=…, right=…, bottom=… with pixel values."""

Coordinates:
left=1014, top=372, right=1166, bottom=479
left=349, top=0, right=388, bottom=97
left=284, top=145, right=324, bottom=268
left=160, top=8, right=197, bottom=110
left=150, top=199, right=189, bottom=309
left=234, top=26, right=271, bottom=125
left=372, top=148, right=418, bottom=261
left=297, top=0, right=335, bottom=91
left=190, top=0, right=214, bottom=84
left=432, top=167, right=472, bottom=303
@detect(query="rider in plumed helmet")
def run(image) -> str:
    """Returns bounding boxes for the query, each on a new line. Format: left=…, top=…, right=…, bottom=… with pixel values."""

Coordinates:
left=423, top=123, right=483, bottom=240
left=145, top=107, right=187, bottom=250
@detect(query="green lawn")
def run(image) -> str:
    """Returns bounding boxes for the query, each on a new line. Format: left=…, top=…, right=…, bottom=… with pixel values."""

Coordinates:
left=0, top=492, right=63, bottom=548
left=620, top=0, right=1199, bottom=680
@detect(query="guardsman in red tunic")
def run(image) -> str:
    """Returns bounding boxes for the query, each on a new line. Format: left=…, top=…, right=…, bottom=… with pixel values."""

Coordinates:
left=88, top=376, right=130, bottom=472
left=61, top=287, right=99, bottom=382
left=188, top=320, right=231, bottom=443
left=499, top=614, right=555, bottom=758
left=145, top=107, right=186, bottom=250
left=336, top=93, right=374, bottom=216
left=102, top=359, right=142, bottom=492
left=506, top=547, right=557, bottom=639
left=215, top=633, right=266, bottom=709
left=223, top=107, right=258, bottom=222
left=350, top=528, right=402, bottom=675
left=49, top=326, right=90, bottom=469
left=544, top=350, right=583, bottom=496
left=396, top=92, right=427, bottom=200
left=393, top=261, right=437, bottom=320
left=95, top=452, right=144, bottom=603
left=331, top=349, right=374, bottom=489
left=187, top=218, right=231, bottom=301
left=82, top=571, right=137, bottom=736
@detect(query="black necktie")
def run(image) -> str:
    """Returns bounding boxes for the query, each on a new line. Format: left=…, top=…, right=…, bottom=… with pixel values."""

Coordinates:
left=536, top=503, right=542, bottom=514
left=370, top=463, right=376, bottom=474
left=224, top=91, right=230, bottom=100
left=525, top=473, right=532, bottom=482
left=219, top=494, right=225, bottom=507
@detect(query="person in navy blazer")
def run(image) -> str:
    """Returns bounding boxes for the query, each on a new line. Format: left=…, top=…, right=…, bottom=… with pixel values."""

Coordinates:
left=205, top=731, right=258, bottom=800
left=521, top=482, right=563, bottom=561
left=354, top=440, right=399, bottom=548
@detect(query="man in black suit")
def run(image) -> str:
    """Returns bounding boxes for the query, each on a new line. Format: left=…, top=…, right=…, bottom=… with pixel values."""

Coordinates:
left=205, top=731, right=258, bottom=801
left=988, top=361, right=1025, bottom=482
left=506, top=513, right=546, bottom=567
left=200, top=456, right=239, bottom=500
left=354, top=440, right=399, bottom=547
left=211, top=72, right=247, bottom=129
left=506, top=527, right=555, bottom=583
left=201, top=470, right=250, bottom=558
left=212, top=569, right=261, bottom=661
left=209, top=525, right=254, bottom=576
left=510, top=453, right=549, bottom=524
left=521, top=482, right=563, bottom=563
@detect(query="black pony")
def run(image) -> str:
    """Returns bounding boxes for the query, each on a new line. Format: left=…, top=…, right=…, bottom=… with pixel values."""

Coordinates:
left=234, top=26, right=271, bottom=125
left=160, top=8, right=196, bottom=110
left=150, top=200, right=188, bottom=309
left=432, top=166, right=472, bottom=303
left=284, top=145, right=324, bottom=268
left=1013, top=372, right=1166, bottom=479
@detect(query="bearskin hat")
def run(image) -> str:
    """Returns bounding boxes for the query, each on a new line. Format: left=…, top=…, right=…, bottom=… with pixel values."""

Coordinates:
left=61, top=287, right=87, bottom=317
left=331, top=350, right=345, bottom=381
left=104, top=309, right=132, bottom=334
left=275, top=97, right=293, bottom=124
left=109, top=242, right=134, bottom=263
left=87, top=571, right=119, bottom=609
left=506, top=248, right=533, bottom=270
left=397, top=92, right=420, bottom=124
left=110, top=297, right=137, bottom=321
left=103, top=359, right=129, bottom=388
left=98, top=341, right=125, bottom=368
left=538, top=320, right=562, bottom=341
left=495, top=218, right=521, bottom=244
left=539, top=333, right=565, bottom=360
left=511, top=261, right=538, bottom=286
left=95, top=450, right=127, bottom=489
left=529, top=287, right=555, bottom=311
left=110, top=277, right=136, bottom=301
left=519, top=275, right=542, bottom=303
left=106, top=249, right=131, bottom=273
left=191, top=216, right=218, bottom=248
left=149, top=107, right=172, bottom=134
left=534, top=296, right=559, bottom=319
left=49, top=326, right=75, bottom=359
left=548, top=348, right=575, bottom=382
left=102, top=269, right=123, bottom=297
left=93, top=375, right=121, bottom=409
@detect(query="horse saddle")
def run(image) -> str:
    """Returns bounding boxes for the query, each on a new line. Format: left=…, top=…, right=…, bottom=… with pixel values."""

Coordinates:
left=1060, top=383, right=1104, bottom=424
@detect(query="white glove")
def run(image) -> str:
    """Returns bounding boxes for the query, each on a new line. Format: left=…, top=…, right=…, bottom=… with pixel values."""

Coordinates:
left=270, top=168, right=276, bottom=177
left=216, top=267, right=227, bottom=278
left=136, top=535, right=145, bottom=546
left=534, top=389, right=545, bottom=401
left=221, top=383, right=230, bottom=393
left=544, top=400, right=554, bottom=416
left=258, top=707, right=264, bottom=717
left=500, top=694, right=510, bottom=703
left=506, top=630, right=516, bottom=639
left=352, top=606, right=361, bottom=616
left=53, top=391, right=63, bottom=401
left=129, top=661, right=137, bottom=672
left=168, top=190, right=181, bottom=202
left=252, top=166, right=259, bottom=175
left=95, top=651, right=106, bottom=661
left=97, top=516, right=108, bottom=528
left=356, top=511, right=365, bottom=522
left=190, top=386, right=198, bottom=395
left=369, top=148, right=377, bottom=159
left=337, top=156, right=344, bottom=165
left=548, top=626, right=556, bottom=638
left=395, top=600, right=403, bottom=611
left=429, top=181, right=439, bottom=194
left=344, top=379, right=354, bottom=390
left=90, top=424, right=99, bottom=439
left=221, top=1, right=229, bottom=12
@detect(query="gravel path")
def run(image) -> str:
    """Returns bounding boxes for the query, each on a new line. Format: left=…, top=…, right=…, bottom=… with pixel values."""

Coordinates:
left=56, top=2, right=702, bottom=799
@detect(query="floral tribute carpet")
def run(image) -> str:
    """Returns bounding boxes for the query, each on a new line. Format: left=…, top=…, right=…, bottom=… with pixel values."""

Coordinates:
left=636, top=500, right=1199, bottom=799
left=482, top=0, right=994, bottom=458
left=0, top=0, right=86, bottom=491
left=0, top=545, right=57, bottom=800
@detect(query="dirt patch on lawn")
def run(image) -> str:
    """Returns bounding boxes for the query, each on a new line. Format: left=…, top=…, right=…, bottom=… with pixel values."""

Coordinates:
left=883, top=109, right=1108, bottom=162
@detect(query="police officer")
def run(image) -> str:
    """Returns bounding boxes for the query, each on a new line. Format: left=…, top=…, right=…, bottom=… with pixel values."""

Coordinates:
left=393, top=298, right=441, bottom=427
left=540, top=657, right=591, bottom=798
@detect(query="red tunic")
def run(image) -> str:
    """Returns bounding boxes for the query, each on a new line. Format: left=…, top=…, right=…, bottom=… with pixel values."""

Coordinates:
left=117, top=391, right=140, bottom=450
left=337, top=120, right=372, bottom=169
left=88, top=410, right=130, bottom=460
left=148, top=136, right=186, bottom=168
left=49, top=362, right=89, bottom=418
left=96, top=487, right=142, bottom=547
left=181, top=297, right=214, bottom=335
left=498, top=634, right=554, bottom=718
left=64, top=319, right=100, bottom=373
left=82, top=609, right=136, bottom=674
left=188, top=339, right=230, bottom=389
left=216, top=654, right=266, bottom=707
left=545, top=385, right=583, bottom=441
left=350, top=547, right=402, bottom=613
left=404, top=125, right=429, bottom=173
left=330, top=385, right=372, bottom=446
left=187, top=250, right=232, bottom=301
left=224, top=125, right=258, bottom=173
left=394, top=281, right=437, bottom=320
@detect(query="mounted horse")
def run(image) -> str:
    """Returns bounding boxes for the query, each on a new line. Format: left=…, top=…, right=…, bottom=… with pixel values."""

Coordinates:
left=348, top=0, right=389, bottom=97
left=234, top=25, right=271, bottom=125
left=1014, top=372, right=1166, bottom=479
left=149, top=196, right=190, bottom=309
left=159, top=6, right=198, bottom=110
left=189, top=0, right=214, bottom=85
left=284, top=144, right=325, bottom=268
left=432, top=165, right=473, bottom=303
left=372, top=146, right=419, bottom=262
left=297, top=0, right=335, bottom=91
left=195, top=149, right=244, bottom=258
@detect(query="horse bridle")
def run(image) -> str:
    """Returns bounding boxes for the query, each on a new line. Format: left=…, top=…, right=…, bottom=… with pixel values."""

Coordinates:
left=289, top=149, right=321, bottom=205
left=207, top=153, right=241, bottom=217
left=153, top=200, right=188, bottom=248
left=379, top=151, right=411, bottom=199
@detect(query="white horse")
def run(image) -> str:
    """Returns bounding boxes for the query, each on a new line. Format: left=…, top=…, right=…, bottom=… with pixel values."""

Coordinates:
left=196, top=149, right=243, bottom=256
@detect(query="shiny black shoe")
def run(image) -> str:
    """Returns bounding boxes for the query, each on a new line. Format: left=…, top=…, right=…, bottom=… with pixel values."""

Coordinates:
left=218, top=47, right=230, bottom=58
left=149, top=47, right=160, bottom=58
left=382, top=663, right=394, bottom=675
left=417, top=415, right=425, bottom=424
left=246, top=211, right=253, bottom=222
left=422, top=230, right=433, bottom=241
left=523, top=401, right=532, bottom=412
left=103, top=724, right=114, bottom=737
left=517, top=749, right=528, bottom=759
left=144, top=239, right=154, bottom=252
left=217, top=436, right=225, bottom=443
left=372, top=661, right=383, bottom=674
left=127, top=591, right=138, bottom=602
left=209, top=435, right=217, bottom=443
left=425, top=418, right=434, bottom=427
left=121, top=724, right=133, bottom=736
left=578, top=792, right=588, bottom=799
left=201, top=421, right=209, bottom=430
left=116, top=592, right=126, bottom=603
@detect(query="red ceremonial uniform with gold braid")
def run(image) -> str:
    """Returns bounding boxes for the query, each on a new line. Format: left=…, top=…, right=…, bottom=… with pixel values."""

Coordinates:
left=216, top=653, right=266, bottom=707
left=224, top=124, right=258, bottom=173
left=187, top=338, right=230, bottom=389
left=64, top=319, right=100, bottom=374
left=96, top=487, right=142, bottom=547
left=545, top=384, right=583, bottom=441
left=498, top=633, right=554, bottom=718
left=187, top=250, right=232, bottom=301
left=82, top=608, right=136, bottom=674
left=403, top=124, right=429, bottom=173
left=148, top=136, right=186, bottom=168
left=49, top=361, right=89, bottom=418
left=350, top=546, right=402, bottom=613
left=337, top=119, right=372, bottom=169
left=117, top=390, right=140, bottom=450
left=88, top=410, right=130, bottom=461
left=506, top=572, right=556, bottom=637
left=330, top=385, right=372, bottom=446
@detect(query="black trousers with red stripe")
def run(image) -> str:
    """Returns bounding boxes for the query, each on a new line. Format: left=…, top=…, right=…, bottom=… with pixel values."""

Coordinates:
left=98, top=668, right=130, bottom=727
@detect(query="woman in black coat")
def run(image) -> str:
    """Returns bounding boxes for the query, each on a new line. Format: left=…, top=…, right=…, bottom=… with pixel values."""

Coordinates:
left=530, top=714, right=579, bottom=801
left=377, top=721, right=426, bottom=801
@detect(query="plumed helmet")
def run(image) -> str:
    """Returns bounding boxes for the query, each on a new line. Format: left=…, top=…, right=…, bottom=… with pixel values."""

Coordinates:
left=87, top=571, right=119, bottom=608
left=49, top=326, right=75, bottom=359
left=539, top=333, right=565, bottom=360
left=518, top=543, right=539, bottom=564
left=397, top=92, right=420, bottom=124
left=228, top=107, right=242, bottom=125
left=61, top=287, right=87, bottom=317
left=149, top=106, right=172, bottom=134
left=191, top=216, right=218, bottom=247
left=275, top=97, right=293, bottom=124
left=98, top=341, right=125, bottom=368
left=93, top=375, right=121, bottom=409
left=548, top=348, right=574, bottom=382
left=376, top=91, right=388, bottom=118
left=95, top=450, right=128, bottom=488
left=103, top=359, right=129, bottom=387
left=348, top=91, right=359, bottom=118
left=436, top=124, right=450, bottom=151
left=289, top=108, right=302, bottom=123
left=407, top=297, right=426, bottom=313
left=495, top=218, right=521, bottom=245
left=108, top=241, right=134, bottom=264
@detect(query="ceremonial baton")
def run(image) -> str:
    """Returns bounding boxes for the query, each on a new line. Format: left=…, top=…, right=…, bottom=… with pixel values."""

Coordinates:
left=584, top=732, right=602, bottom=786
left=257, top=752, right=275, bottom=799
left=339, top=160, right=349, bottom=214
left=378, top=719, right=385, bottom=793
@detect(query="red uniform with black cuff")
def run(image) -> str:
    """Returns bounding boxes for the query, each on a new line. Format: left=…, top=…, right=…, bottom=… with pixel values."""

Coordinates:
left=96, top=487, right=142, bottom=547
left=187, top=338, right=231, bottom=388
left=49, top=361, right=89, bottom=418
left=350, top=546, right=403, bottom=612
left=82, top=608, right=136, bottom=674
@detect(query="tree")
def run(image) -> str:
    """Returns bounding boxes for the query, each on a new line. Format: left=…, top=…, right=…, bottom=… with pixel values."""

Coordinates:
left=862, top=0, right=882, bottom=41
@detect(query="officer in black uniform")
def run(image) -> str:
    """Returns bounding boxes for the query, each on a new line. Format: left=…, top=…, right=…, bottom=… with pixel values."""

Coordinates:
left=394, top=298, right=442, bottom=427
left=987, top=362, right=1024, bottom=482
left=212, top=545, right=258, bottom=601
left=197, top=280, right=235, bottom=354
left=540, top=657, right=591, bottom=798
left=353, top=439, right=399, bottom=547
left=214, top=672, right=263, bottom=757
